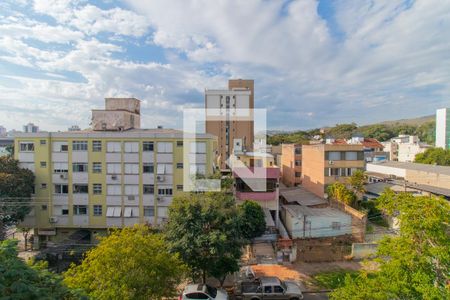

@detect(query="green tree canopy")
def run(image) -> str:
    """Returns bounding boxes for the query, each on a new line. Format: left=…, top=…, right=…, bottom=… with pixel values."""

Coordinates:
left=415, top=147, right=450, bottom=166
left=327, top=182, right=357, bottom=207
left=0, top=239, right=76, bottom=299
left=165, top=191, right=244, bottom=285
left=348, top=170, right=366, bottom=197
left=330, top=191, right=450, bottom=299
left=238, top=200, right=266, bottom=240
left=0, top=156, right=35, bottom=240
left=64, top=225, right=186, bottom=300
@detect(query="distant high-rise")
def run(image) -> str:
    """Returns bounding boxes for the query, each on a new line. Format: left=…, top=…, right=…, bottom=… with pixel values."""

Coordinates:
left=0, top=126, right=6, bottom=137
left=205, top=79, right=254, bottom=170
left=436, top=108, right=450, bottom=149
left=68, top=125, right=81, bottom=131
left=23, top=123, right=39, bottom=133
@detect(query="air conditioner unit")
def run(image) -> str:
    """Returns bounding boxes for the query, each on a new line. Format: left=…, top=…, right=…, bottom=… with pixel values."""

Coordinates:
left=111, top=175, right=118, bottom=180
left=49, top=217, right=58, bottom=223
left=156, top=175, right=165, bottom=182
left=128, top=195, right=135, bottom=201
left=328, top=160, right=334, bottom=165
left=60, top=173, right=68, bottom=179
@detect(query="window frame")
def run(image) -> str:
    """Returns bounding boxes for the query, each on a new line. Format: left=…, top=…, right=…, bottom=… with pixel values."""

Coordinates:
left=72, top=141, right=88, bottom=151
left=92, top=140, right=102, bottom=152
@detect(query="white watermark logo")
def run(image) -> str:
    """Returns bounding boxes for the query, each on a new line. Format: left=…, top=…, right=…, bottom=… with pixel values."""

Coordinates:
left=182, top=108, right=268, bottom=192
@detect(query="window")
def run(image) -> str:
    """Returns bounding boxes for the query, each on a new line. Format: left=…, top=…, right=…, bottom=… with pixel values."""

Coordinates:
left=185, top=293, right=208, bottom=300
left=143, top=163, right=154, bottom=173
left=144, top=206, right=154, bottom=217
left=124, top=207, right=139, bottom=218
left=106, top=206, right=122, bottom=217
left=264, top=286, right=272, bottom=293
left=327, top=151, right=341, bottom=161
left=62, top=208, right=69, bottom=215
left=40, top=161, right=47, bottom=168
left=143, top=141, right=154, bottom=151
left=295, top=160, right=301, bottom=166
left=53, top=162, right=68, bottom=173
left=332, top=221, right=341, bottom=230
left=176, top=185, right=183, bottom=191
left=330, top=168, right=339, bottom=176
left=73, top=184, right=88, bottom=194
left=41, top=205, right=47, bottom=211
left=157, top=164, right=173, bottom=174
left=189, top=164, right=206, bottom=175
left=92, top=162, right=102, bottom=173
left=20, top=142, right=34, bottom=152
left=157, top=142, right=173, bottom=153
left=106, top=142, right=121, bottom=152
left=176, top=163, right=183, bottom=169
left=73, top=205, right=87, bottom=215
left=72, top=141, right=88, bottom=151
left=345, top=151, right=358, bottom=160
left=295, top=146, right=302, bottom=155
left=176, top=141, right=183, bottom=147
left=158, top=188, right=172, bottom=196
left=295, top=172, right=301, bottom=178
left=93, top=205, right=102, bottom=216
left=93, top=184, right=102, bottom=195
left=92, top=140, right=102, bottom=152
left=72, top=163, right=88, bottom=172
left=124, top=185, right=139, bottom=195
left=107, top=185, right=121, bottom=195
left=274, top=286, right=284, bottom=293
left=107, top=163, right=121, bottom=174
left=61, top=144, right=68, bottom=152
left=40, top=183, right=47, bottom=189
left=190, top=141, right=206, bottom=153
left=124, top=142, right=139, bottom=153
left=143, top=184, right=154, bottom=194
left=124, top=163, right=139, bottom=174
left=54, top=184, right=68, bottom=194
left=40, top=140, right=46, bottom=145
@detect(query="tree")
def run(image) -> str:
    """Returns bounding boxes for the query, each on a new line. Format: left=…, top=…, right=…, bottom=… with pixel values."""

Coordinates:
left=0, top=239, right=76, bottom=299
left=0, top=156, right=35, bottom=240
left=415, top=147, right=450, bottom=166
left=347, top=170, right=366, bottom=198
left=327, top=182, right=357, bottom=207
left=331, top=191, right=450, bottom=299
left=64, top=225, right=185, bottom=300
left=238, top=200, right=266, bottom=240
left=165, top=191, right=243, bottom=286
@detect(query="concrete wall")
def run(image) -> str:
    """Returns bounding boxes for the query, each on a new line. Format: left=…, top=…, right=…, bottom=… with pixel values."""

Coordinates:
left=351, top=243, right=378, bottom=260
left=406, top=169, right=450, bottom=189
left=329, top=199, right=367, bottom=242
left=294, top=235, right=353, bottom=262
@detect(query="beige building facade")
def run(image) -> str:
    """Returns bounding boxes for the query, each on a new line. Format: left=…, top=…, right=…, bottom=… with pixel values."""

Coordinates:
left=281, top=144, right=302, bottom=187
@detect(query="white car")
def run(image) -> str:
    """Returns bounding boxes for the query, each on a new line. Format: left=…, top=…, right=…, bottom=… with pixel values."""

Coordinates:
left=180, top=283, right=229, bottom=300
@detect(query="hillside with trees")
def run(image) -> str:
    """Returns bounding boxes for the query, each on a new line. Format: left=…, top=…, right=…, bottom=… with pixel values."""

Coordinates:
left=267, top=118, right=435, bottom=145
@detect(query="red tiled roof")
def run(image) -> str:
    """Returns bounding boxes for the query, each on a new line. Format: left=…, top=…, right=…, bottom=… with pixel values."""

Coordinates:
left=362, top=138, right=383, bottom=149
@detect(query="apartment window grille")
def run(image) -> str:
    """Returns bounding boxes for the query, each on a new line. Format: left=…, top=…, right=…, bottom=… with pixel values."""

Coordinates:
left=93, top=205, right=102, bottom=216
left=40, top=183, right=47, bottom=189
left=60, top=144, right=68, bottom=152
left=54, top=184, right=68, bottom=194
left=40, top=161, right=47, bottom=168
left=92, top=162, right=102, bottom=173
left=176, top=163, right=183, bottom=169
left=158, top=188, right=173, bottom=196
left=295, top=147, right=302, bottom=155
left=295, top=160, right=301, bottom=166
left=144, top=206, right=155, bottom=217
left=72, top=141, right=88, bottom=151
left=92, top=140, right=102, bottom=152
left=176, top=141, right=183, bottom=147
left=176, top=185, right=183, bottom=191
left=93, top=184, right=102, bottom=195
left=20, top=142, right=34, bottom=152
left=72, top=163, right=88, bottom=172
left=73, top=205, right=87, bottom=215
left=62, top=208, right=69, bottom=215
left=143, top=184, right=154, bottom=194
left=40, top=140, right=46, bottom=145
left=143, top=141, right=154, bottom=151
left=295, top=172, right=301, bottom=178
left=143, top=163, right=154, bottom=173
left=41, top=205, right=47, bottom=211
left=73, top=184, right=88, bottom=194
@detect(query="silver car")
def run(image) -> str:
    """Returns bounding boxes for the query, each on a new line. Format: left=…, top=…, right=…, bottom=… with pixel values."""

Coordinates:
left=180, top=283, right=229, bottom=300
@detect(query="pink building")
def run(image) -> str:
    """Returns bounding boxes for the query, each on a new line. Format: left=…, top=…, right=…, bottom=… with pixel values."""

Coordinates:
left=233, top=166, right=280, bottom=225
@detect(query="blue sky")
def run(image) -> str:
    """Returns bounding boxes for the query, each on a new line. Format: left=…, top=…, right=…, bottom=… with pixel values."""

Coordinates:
left=0, top=0, right=449, bottom=132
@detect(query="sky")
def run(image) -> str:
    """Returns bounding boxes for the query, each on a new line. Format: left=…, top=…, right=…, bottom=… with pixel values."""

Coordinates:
left=0, top=0, right=449, bottom=132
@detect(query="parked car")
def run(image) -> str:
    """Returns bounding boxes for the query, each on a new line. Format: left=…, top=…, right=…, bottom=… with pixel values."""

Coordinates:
left=234, top=276, right=303, bottom=300
left=180, top=283, right=229, bottom=300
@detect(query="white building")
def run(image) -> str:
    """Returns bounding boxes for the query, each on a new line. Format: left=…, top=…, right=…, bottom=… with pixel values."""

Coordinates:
left=23, top=123, right=39, bottom=133
left=0, top=126, right=6, bottom=137
left=382, top=135, right=430, bottom=162
left=436, top=108, right=450, bottom=149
